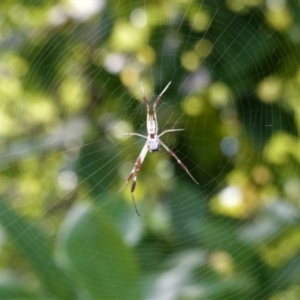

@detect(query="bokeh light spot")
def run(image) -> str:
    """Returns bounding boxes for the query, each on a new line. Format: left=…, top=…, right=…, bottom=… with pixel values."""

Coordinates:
left=58, top=170, right=78, bottom=191
left=67, top=0, right=106, bottom=20
left=130, top=8, right=147, bottom=28
left=137, top=46, right=156, bottom=65
left=220, top=136, right=239, bottom=156
left=252, top=165, right=273, bottom=186
left=110, top=22, right=146, bottom=51
left=265, top=6, right=293, bottom=31
left=120, top=67, right=139, bottom=87
left=110, top=120, right=133, bottom=140
left=209, top=82, right=231, bottom=108
left=181, top=51, right=200, bottom=71
left=194, top=39, right=213, bottom=58
left=188, top=10, right=211, bottom=32
left=181, top=96, right=204, bottom=117
left=219, top=186, right=243, bottom=208
left=257, top=76, right=282, bottom=103
left=104, top=53, right=126, bottom=74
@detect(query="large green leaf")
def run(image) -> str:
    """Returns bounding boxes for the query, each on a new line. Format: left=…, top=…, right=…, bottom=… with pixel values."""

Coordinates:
left=0, top=277, right=41, bottom=300
left=57, top=202, right=141, bottom=300
left=0, top=199, right=74, bottom=299
left=271, top=251, right=300, bottom=292
left=195, top=217, right=272, bottom=299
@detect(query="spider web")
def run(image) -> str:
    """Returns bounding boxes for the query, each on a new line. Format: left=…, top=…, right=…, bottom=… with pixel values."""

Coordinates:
left=0, top=0, right=300, bottom=299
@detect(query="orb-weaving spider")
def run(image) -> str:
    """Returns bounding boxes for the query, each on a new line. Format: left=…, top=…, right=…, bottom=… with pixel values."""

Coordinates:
left=119, top=82, right=199, bottom=216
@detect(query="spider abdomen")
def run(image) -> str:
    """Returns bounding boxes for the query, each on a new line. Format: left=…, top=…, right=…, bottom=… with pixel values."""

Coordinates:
left=150, top=147, right=159, bottom=152
left=147, top=136, right=160, bottom=152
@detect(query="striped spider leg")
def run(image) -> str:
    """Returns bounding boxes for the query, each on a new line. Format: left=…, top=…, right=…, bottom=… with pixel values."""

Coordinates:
left=118, top=82, right=199, bottom=216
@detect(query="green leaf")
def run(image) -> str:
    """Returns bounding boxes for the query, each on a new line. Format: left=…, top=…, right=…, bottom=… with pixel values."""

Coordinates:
left=271, top=251, right=300, bottom=291
left=0, top=285, right=36, bottom=300
left=0, top=281, right=44, bottom=300
left=0, top=199, right=74, bottom=299
left=195, top=217, right=272, bottom=299
left=57, top=202, right=141, bottom=300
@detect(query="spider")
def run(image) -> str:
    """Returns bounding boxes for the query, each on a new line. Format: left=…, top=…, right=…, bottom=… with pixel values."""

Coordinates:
left=118, top=81, right=199, bottom=216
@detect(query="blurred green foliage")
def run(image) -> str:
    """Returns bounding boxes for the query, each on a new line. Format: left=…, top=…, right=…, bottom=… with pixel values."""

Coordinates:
left=0, top=0, right=300, bottom=299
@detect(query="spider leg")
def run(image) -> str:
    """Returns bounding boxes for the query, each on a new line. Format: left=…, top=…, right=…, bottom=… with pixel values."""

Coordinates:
left=159, top=129, right=184, bottom=137
left=153, top=81, right=171, bottom=116
left=141, top=82, right=150, bottom=116
left=159, top=140, right=199, bottom=185
left=118, top=143, right=149, bottom=216
left=123, top=133, right=147, bottom=139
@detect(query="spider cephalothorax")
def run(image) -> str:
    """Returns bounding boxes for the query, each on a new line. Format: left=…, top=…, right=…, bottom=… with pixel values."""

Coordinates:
left=118, top=82, right=198, bottom=216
